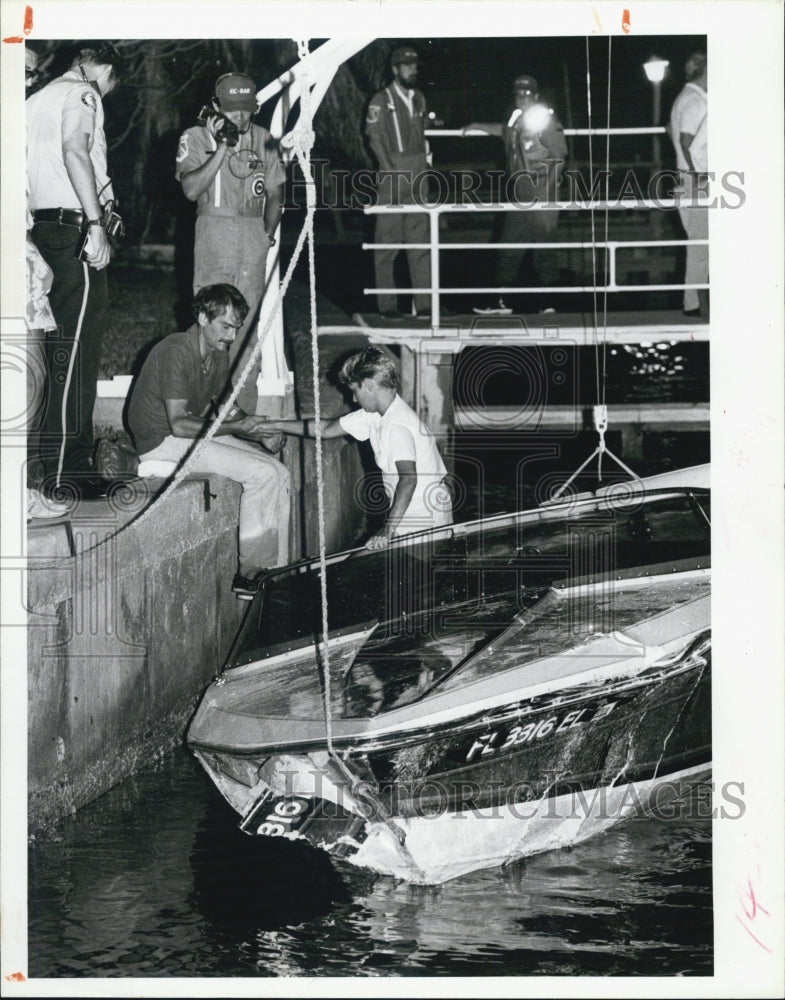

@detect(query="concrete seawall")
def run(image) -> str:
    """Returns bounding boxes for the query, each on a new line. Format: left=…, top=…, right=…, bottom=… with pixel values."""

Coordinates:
left=27, top=435, right=365, bottom=832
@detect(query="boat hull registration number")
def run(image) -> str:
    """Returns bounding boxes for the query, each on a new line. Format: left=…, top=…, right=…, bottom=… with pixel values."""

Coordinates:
left=464, top=701, right=617, bottom=763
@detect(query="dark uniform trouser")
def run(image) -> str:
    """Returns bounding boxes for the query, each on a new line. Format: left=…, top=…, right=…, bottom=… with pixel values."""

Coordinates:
left=32, top=221, right=108, bottom=484
left=374, top=170, right=431, bottom=314
left=496, top=202, right=559, bottom=289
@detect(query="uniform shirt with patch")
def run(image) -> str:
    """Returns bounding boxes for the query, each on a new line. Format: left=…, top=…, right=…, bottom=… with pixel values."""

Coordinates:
left=127, top=326, right=229, bottom=456
left=175, top=123, right=285, bottom=217
left=27, top=70, right=112, bottom=211
left=365, top=84, right=427, bottom=169
left=339, top=394, right=451, bottom=532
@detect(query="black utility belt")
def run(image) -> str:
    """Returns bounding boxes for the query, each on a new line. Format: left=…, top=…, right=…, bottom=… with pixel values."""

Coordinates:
left=33, top=208, right=90, bottom=228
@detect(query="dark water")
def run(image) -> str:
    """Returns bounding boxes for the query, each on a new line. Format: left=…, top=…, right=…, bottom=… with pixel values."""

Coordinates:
left=28, top=747, right=712, bottom=978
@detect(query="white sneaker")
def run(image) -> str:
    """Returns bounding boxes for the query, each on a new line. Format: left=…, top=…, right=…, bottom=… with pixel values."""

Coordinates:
left=26, top=487, right=71, bottom=521
left=472, top=298, right=513, bottom=316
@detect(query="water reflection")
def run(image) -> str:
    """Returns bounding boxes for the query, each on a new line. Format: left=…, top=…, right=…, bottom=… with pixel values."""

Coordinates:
left=190, top=799, right=348, bottom=930
left=29, top=748, right=712, bottom=977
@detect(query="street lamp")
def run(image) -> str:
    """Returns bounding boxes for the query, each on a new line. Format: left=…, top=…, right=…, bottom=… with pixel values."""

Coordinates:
left=643, top=56, right=669, bottom=171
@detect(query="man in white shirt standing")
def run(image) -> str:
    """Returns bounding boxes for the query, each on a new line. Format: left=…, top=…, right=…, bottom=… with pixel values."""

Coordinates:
left=265, top=347, right=452, bottom=547
left=669, top=51, right=709, bottom=318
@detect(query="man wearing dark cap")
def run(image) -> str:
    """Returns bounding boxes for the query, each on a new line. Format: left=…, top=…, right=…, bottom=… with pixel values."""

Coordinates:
left=466, top=74, right=567, bottom=315
left=176, top=72, right=285, bottom=414
left=365, top=46, right=432, bottom=320
left=27, top=42, right=124, bottom=499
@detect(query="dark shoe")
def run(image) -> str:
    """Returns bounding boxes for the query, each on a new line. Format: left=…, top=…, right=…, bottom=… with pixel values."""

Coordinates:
left=232, top=569, right=267, bottom=601
left=41, top=474, right=113, bottom=502
left=473, top=297, right=513, bottom=316
left=379, top=309, right=403, bottom=320
left=683, top=307, right=701, bottom=317
left=79, top=476, right=115, bottom=500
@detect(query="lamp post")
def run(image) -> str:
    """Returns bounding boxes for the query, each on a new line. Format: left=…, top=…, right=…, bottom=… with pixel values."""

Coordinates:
left=643, top=56, right=669, bottom=172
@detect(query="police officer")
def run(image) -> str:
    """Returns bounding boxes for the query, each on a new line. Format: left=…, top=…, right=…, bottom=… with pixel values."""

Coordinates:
left=365, top=46, right=432, bottom=320
left=27, top=42, right=123, bottom=499
left=176, top=73, right=285, bottom=415
left=467, top=74, right=567, bottom=315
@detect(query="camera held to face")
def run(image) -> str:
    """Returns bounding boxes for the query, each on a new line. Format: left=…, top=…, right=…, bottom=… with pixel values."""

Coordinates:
left=197, top=106, right=240, bottom=147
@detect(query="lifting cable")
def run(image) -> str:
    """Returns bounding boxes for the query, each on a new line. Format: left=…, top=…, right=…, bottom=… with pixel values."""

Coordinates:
left=552, top=35, right=638, bottom=499
left=295, top=41, right=424, bottom=876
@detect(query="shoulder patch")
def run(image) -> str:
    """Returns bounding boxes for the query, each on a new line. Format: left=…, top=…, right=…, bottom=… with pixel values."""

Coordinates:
left=80, top=90, right=97, bottom=112
left=176, top=133, right=189, bottom=163
left=366, top=104, right=381, bottom=125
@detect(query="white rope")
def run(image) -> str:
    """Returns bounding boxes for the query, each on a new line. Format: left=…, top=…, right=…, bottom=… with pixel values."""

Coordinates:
left=552, top=36, right=639, bottom=500
left=600, top=36, right=613, bottom=406
left=289, top=39, right=335, bottom=754
left=584, top=37, right=602, bottom=406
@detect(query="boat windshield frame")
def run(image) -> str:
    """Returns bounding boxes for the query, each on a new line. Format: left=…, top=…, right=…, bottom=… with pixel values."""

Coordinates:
left=223, top=487, right=711, bottom=686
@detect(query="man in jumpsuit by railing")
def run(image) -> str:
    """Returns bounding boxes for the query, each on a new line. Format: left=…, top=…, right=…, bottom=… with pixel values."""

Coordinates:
left=467, top=74, right=567, bottom=316
left=365, top=46, right=432, bottom=321
left=176, top=72, right=285, bottom=415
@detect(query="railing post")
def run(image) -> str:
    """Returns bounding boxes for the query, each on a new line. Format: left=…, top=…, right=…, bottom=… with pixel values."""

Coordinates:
left=429, top=207, right=440, bottom=330
left=608, top=243, right=618, bottom=292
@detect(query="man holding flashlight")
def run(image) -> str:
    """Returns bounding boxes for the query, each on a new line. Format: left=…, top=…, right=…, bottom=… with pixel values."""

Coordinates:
left=176, top=72, right=285, bottom=415
left=467, top=74, right=567, bottom=315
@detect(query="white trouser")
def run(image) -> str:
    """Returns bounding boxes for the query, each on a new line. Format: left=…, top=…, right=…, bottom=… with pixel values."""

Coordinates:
left=140, top=435, right=290, bottom=574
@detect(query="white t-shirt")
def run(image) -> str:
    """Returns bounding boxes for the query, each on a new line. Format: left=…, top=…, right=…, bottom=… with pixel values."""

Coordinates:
left=669, top=82, right=708, bottom=173
left=339, top=394, right=452, bottom=534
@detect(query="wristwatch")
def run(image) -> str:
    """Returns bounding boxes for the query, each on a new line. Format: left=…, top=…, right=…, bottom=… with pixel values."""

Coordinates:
left=86, top=219, right=103, bottom=228
left=266, top=233, right=276, bottom=246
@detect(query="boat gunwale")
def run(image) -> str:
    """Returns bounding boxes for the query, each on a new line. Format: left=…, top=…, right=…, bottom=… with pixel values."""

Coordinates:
left=188, top=610, right=710, bottom=757
left=188, top=644, right=710, bottom=759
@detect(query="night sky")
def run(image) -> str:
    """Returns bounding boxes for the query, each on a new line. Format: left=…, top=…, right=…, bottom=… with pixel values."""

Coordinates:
left=387, top=35, right=707, bottom=129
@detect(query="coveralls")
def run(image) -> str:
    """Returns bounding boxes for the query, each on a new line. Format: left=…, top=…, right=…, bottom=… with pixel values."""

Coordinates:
left=176, top=123, right=285, bottom=413
left=365, top=82, right=431, bottom=314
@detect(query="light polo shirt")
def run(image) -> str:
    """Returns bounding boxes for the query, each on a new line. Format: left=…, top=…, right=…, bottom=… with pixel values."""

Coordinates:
left=26, top=70, right=112, bottom=212
left=340, top=394, right=451, bottom=533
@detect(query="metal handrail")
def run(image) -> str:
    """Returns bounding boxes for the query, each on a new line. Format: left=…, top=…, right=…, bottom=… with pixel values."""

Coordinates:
left=362, top=201, right=709, bottom=326
left=363, top=121, right=706, bottom=325
left=426, top=126, right=669, bottom=137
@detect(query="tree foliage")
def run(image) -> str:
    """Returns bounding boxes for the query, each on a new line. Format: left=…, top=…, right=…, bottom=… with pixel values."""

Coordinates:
left=26, top=38, right=391, bottom=246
